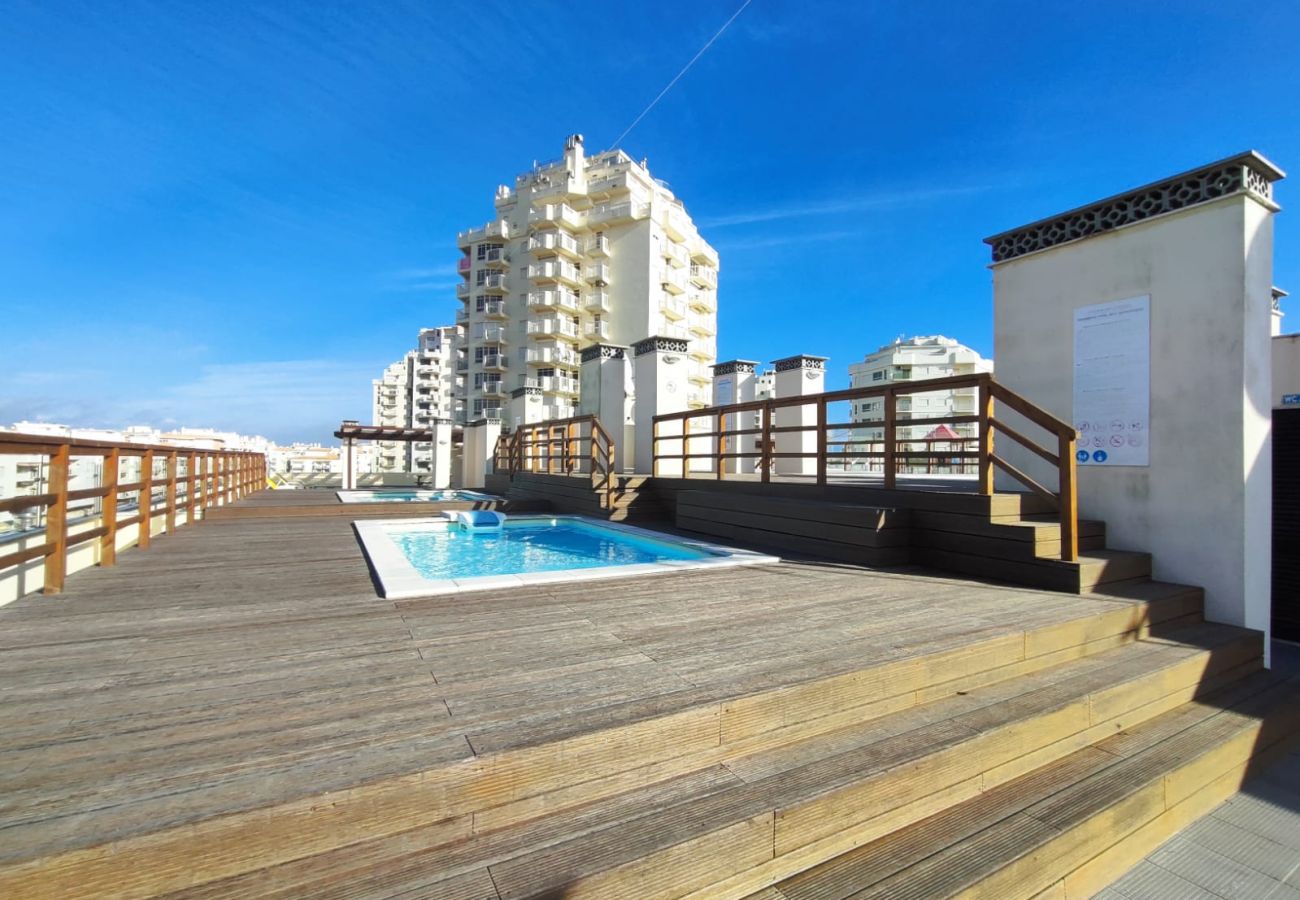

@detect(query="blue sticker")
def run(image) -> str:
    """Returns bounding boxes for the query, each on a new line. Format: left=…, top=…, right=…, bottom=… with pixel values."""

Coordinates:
left=1075, top=450, right=1089, bottom=463
left=1092, top=450, right=1108, bottom=463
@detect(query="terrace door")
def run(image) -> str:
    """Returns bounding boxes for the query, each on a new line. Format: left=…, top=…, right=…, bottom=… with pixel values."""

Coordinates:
left=1274, top=407, right=1300, bottom=643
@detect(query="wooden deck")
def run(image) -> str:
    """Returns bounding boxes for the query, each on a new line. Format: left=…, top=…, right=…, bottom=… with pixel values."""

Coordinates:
left=0, top=494, right=1291, bottom=897
left=0, top=506, right=1135, bottom=853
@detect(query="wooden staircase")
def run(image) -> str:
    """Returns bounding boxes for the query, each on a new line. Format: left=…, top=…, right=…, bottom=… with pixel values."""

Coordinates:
left=29, top=586, right=1294, bottom=899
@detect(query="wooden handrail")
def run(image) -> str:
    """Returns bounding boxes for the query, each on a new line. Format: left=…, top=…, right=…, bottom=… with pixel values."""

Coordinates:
left=496, top=415, right=616, bottom=509
left=0, top=436, right=266, bottom=594
left=649, top=372, right=1079, bottom=562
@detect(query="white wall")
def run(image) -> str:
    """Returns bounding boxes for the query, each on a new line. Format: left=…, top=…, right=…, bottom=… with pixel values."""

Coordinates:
left=1274, top=334, right=1300, bottom=406
left=992, top=193, right=1275, bottom=636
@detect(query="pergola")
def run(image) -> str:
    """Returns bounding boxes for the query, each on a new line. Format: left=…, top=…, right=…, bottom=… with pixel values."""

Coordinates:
left=333, top=421, right=438, bottom=489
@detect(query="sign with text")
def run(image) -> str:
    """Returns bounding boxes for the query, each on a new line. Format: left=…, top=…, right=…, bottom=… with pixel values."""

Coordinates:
left=1073, top=295, right=1150, bottom=466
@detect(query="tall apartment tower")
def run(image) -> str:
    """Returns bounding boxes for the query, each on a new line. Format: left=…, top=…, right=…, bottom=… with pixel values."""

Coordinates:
left=848, top=335, right=993, bottom=442
left=454, top=135, right=720, bottom=425
left=371, top=326, right=460, bottom=472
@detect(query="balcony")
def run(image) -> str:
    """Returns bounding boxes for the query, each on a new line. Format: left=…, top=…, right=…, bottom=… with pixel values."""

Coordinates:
left=585, top=291, right=611, bottom=313
left=528, top=203, right=583, bottom=231
left=528, top=260, right=582, bottom=288
left=689, top=340, right=717, bottom=360
left=587, top=201, right=650, bottom=226
left=585, top=170, right=634, bottom=199
left=688, top=291, right=716, bottom=313
left=481, top=300, right=508, bottom=319
left=660, top=296, right=687, bottom=320
left=585, top=320, right=610, bottom=341
left=457, top=257, right=472, bottom=277
left=476, top=273, right=508, bottom=293
left=526, top=346, right=579, bottom=368
left=662, top=205, right=690, bottom=242
left=455, top=307, right=469, bottom=325
left=456, top=359, right=469, bottom=372
left=527, top=317, right=580, bottom=342
left=661, top=269, right=687, bottom=295
left=663, top=242, right=689, bottom=269
left=457, top=219, right=510, bottom=249
left=528, top=290, right=581, bottom=313
left=687, top=388, right=711, bottom=407
left=662, top=323, right=690, bottom=341
left=474, top=325, right=509, bottom=343
left=584, top=263, right=611, bottom=286
left=534, top=375, right=580, bottom=396
left=586, top=234, right=610, bottom=257
left=481, top=247, right=510, bottom=269
left=691, top=244, right=719, bottom=267
left=480, top=354, right=508, bottom=372
left=528, top=231, right=581, bottom=259
left=689, top=265, right=717, bottom=289
left=481, top=382, right=508, bottom=398
left=689, top=319, right=716, bottom=338
left=456, top=283, right=470, bottom=300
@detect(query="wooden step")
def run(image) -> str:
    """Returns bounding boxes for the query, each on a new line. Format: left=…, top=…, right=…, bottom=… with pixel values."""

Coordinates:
left=0, top=589, right=1206, bottom=897
left=914, top=546, right=1153, bottom=594
left=755, top=669, right=1300, bottom=900
left=155, top=623, right=1264, bottom=899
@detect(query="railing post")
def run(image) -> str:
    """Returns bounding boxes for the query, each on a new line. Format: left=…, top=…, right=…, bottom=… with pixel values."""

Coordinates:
left=816, top=396, right=828, bottom=486
left=198, top=453, right=210, bottom=517
left=186, top=452, right=198, bottom=525
left=760, top=402, right=772, bottom=484
left=883, top=389, right=896, bottom=490
left=652, top=420, right=660, bottom=478
left=101, top=447, right=119, bottom=567
left=979, top=381, right=994, bottom=495
left=1058, top=430, right=1079, bottom=562
left=165, top=451, right=178, bottom=534
left=139, top=449, right=154, bottom=549
left=225, top=453, right=234, bottom=504
left=44, top=444, right=70, bottom=594
left=715, top=412, right=724, bottom=481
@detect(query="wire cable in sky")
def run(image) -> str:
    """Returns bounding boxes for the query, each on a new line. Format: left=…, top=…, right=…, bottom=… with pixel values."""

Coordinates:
left=609, top=0, right=754, bottom=150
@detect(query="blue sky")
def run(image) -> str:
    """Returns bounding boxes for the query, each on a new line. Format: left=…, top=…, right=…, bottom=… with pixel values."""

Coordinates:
left=3, top=0, right=1298, bottom=443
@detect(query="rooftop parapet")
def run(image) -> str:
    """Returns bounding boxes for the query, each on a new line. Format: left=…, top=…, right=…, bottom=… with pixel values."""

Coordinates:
left=984, top=150, right=1285, bottom=264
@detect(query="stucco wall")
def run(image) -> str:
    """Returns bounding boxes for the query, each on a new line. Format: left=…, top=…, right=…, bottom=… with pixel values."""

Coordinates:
left=1274, top=333, right=1300, bottom=406
left=992, top=194, right=1274, bottom=635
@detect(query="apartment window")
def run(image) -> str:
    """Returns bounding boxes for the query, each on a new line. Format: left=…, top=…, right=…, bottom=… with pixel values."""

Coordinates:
left=476, top=242, right=503, bottom=260
left=872, top=371, right=886, bottom=382
left=475, top=296, right=489, bottom=311
left=538, top=368, right=555, bottom=378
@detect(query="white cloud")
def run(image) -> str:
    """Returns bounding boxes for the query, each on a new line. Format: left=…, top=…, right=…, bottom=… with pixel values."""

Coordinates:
left=699, top=184, right=995, bottom=229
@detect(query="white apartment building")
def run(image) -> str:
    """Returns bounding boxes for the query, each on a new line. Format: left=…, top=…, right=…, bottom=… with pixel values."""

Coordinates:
left=455, top=134, right=720, bottom=426
left=848, top=336, right=993, bottom=442
left=371, top=326, right=460, bottom=473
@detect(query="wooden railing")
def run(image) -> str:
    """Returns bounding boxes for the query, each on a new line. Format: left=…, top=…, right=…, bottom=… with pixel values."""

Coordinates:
left=0, top=433, right=266, bottom=594
left=651, top=373, right=1080, bottom=561
left=493, top=415, right=616, bottom=509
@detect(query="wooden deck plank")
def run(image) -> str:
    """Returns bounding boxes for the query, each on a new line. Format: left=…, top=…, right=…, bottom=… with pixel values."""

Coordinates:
left=0, top=512, right=1213, bottom=886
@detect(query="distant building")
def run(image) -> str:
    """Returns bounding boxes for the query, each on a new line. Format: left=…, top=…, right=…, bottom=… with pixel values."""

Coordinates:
left=848, top=336, right=993, bottom=442
left=455, top=134, right=720, bottom=427
left=371, top=326, right=460, bottom=473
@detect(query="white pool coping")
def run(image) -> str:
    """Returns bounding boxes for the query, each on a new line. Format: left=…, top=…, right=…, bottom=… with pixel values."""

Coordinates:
left=336, top=489, right=498, bottom=504
left=353, top=514, right=781, bottom=599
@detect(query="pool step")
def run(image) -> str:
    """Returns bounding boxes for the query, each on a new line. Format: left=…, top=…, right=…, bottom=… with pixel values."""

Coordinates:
left=0, top=587, right=1206, bottom=898
left=749, top=670, right=1300, bottom=900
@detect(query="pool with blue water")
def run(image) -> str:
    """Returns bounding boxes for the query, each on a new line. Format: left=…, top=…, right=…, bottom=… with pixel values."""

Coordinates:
left=354, top=515, right=779, bottom=598
left=390, top=518, right=712, bottom=581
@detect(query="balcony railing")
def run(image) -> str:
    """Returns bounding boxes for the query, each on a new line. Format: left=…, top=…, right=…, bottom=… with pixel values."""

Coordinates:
left=527, top=317, right=580, bottom=341
left=457, top=219, right=510, bottom=247
left=661, top=296, right=687, bottom=320
left=528, top=232, right=581, bottom=258
left=585, top=291, right=611, bottom=313
left=526, top=347, right=580, bottom=368
left=528, top=261, right=582, bottom=286
left=457, top=257, right=472, bottom=275
left=476, top=273, right=508, bottom=292
left=689, top=265, right=717, bottom=288
left=528, top=203, right=583, bottom=230
left=528, top=290, right=581, bottom=313
left=585, top=321, right=610, bottom=340
left=587, top=234, right=610, bottom=257
left=688, top=291, right=716, bottom=312
left=480, top=354, right=508, bottom=371
left=587, top=201, right=650, bottom=226
left=481, top=300, right=507, bottom=319
left=585, top=263, right=611, bottom=285
left=661, top=269, right=687, bottom=295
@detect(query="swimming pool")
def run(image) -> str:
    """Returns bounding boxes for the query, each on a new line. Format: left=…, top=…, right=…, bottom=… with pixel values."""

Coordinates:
left=354, top=515, right=779, bottom=598
left=336, top=489, right=498, bottom=504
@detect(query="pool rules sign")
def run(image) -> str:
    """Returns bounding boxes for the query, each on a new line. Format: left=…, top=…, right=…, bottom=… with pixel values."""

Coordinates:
left=1073, top=295, right=1150, bottom=467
